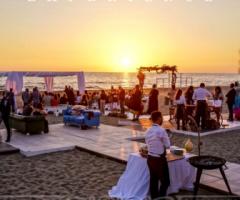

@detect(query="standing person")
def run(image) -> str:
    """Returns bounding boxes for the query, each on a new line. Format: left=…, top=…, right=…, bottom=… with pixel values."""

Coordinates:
left=226, top=83, right=236, bottom=122
left=168, top=85, right=177, bottom=120
left=100, top=90, right=107, bottom=114
left=51, top=94, right=59, bottom=107
left=185, top=85, right=194, bottom=116
left=125, top=90, right=132, bottom=109
left=68, top=87, right=75, bottom=105
left=22, top=88, right=31, bottom=107
left=110, top=87, right=118, bottom=110
left=91, top=92, right=99, bottom=109
left=175, top=89, right=186, bottom=130
left=129, top=85, right=143, bottom=121
left=137, top=69, right=145, bottom=90
left=185, top=86, right=194, bottom=105
left=145, top=111, right=170, bottom=199
left=0, top=93, right=3, bottom=125
left=64, top=86, right=70, bottom=101
left=96, top=92, right=101, bottom=109
left=147, top=84, right=159, bottom=114
left=168, top=85, right=177, bottom=106
left=76, top=91, right=82, bottom=105
left=0, top=92, right=11, bottom=142
left=193, top=83, right=212, bottom=130
left=109, top=86, right=115, bottom=110
left=80, top=94, right=88, bottom=107
left=118, top=86, right=125, bottom=115
left=213, top=86, right=224, bottom=123
left=234, top=81, right=240, bottom=110
left=59, top=94, right=68, bottom=104
left=32, top=87, right=40, bottom=108
left=43, top=92, right=51, bottom=106
left=8, top=88, right=15, bottom=112
left=84, top=91, right=90, bottom=107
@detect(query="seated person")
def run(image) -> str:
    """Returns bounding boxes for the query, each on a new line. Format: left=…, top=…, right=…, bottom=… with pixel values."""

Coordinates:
left=32, top=103, right=49, bottom=133
left=60, top=94, right=68, bottom=104
left=80, top=94, right=88, bottom=106
left=22, top=103, right=33, bottom=116
left=76, top=91, right=82, bottom=105
left=43, top=92, right=52, bottom=107
left=51, top=94, right=59, bottom=107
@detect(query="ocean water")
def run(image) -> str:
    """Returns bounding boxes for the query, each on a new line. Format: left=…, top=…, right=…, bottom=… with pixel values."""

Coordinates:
left=0, top=72, right=240, bottom=91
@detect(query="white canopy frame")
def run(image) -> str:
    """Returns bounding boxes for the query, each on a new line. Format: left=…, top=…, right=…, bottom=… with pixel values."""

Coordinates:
left=0, top=71, right=85, bottom=94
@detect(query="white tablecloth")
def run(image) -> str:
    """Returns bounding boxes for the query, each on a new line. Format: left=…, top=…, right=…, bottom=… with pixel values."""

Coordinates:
left=109, top=153, right=196, bottom=200
left=44, top=105, right=68, bottom=116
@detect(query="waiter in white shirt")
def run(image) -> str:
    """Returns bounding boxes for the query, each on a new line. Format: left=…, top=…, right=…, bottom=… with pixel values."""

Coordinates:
left=193, top=83, right=212, bottom=129
left=145, top=111, right=170, bottom=199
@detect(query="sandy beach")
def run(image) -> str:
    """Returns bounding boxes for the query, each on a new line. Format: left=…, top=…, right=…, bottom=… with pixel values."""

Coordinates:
left=0, top=149, right=220, bottom=199
left=0, top=149, right=125, bottom=199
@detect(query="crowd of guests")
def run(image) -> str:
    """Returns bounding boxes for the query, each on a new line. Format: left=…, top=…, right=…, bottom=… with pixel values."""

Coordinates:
left=0, top=84, right=147, bottom=142
left=22, top=87, right=68, bottom=108
left=173, top=82, right=240, bottom=130
left=2, top=81, right=240, bottom=141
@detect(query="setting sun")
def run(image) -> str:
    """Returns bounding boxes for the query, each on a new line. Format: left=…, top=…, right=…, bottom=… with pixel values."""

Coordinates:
left=121, top=57, right=132, bottom=69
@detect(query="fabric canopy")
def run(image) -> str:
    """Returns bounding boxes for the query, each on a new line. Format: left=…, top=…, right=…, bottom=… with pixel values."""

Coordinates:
left=0, top=71, right=85, bottom=94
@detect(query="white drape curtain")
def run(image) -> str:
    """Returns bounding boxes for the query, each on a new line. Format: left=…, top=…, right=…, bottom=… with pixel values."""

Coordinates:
left=44, top=77, right=54, bottom=92
left=5, top=72, right=23, bottom=94
left=77, top=72, right=85, bottom=94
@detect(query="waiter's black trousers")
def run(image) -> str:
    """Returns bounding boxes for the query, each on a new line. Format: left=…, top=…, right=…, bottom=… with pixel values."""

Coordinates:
left=195, top=100, right=207, bottom=129
left=147, top=155, right=170, bottom=199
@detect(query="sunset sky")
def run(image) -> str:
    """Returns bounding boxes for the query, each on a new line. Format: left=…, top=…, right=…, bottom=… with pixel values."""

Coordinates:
left=0, top=0, right=239, bottom=73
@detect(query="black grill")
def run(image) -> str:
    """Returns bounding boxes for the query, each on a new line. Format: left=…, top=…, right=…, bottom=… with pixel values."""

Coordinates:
left=189, top=155, right=232, bottom=196
left=189, top=155, right=226, bottom=170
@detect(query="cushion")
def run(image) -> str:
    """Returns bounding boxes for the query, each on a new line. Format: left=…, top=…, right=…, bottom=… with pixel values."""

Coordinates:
left=71, top=110, right=81, bottom=116
left=72, top=105, right=86, bottom=111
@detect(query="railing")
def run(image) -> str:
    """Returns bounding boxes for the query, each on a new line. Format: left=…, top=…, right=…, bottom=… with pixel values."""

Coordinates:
left=156, top=73, right=193, bottom=88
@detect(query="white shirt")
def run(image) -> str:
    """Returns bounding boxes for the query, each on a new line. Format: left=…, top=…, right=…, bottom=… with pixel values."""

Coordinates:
left=44, top=95, right=52, bottom=106
left=193, top=87, right=212, bottom=101
left=175, top=95, right=186, bottom=105
left=76, top=96, right=82, bottom=103
left=145, top=124, right=170, bottom=157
